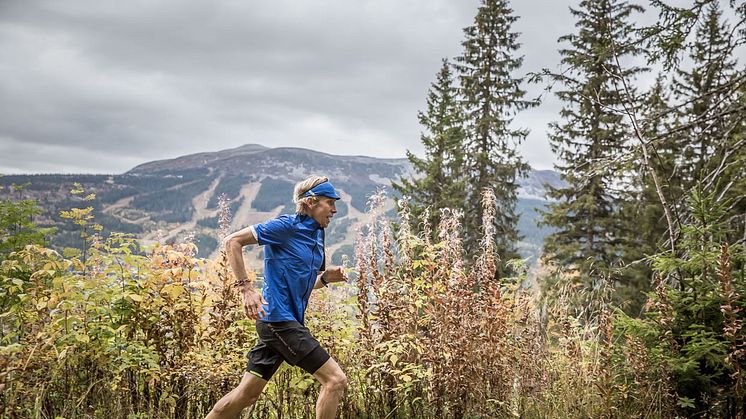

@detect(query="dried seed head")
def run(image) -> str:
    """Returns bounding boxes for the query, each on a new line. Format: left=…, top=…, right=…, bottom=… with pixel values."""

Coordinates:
left=217, top=193, right=233, bottom=239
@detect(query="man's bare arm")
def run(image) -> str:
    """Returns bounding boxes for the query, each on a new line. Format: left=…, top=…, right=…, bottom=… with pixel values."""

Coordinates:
left=222, top=226, right=258, bottom=282
left=313, top=266, right=347, bottom=289
left=313, top=272, right=326, bottom=289
left=222, top=226, right=266, bottom=319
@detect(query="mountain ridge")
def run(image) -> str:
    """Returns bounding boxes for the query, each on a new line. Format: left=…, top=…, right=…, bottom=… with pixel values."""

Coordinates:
left=1, top=143, right=562, bottom=265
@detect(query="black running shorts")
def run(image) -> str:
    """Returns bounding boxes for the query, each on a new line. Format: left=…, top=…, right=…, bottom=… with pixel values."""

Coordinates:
left=246, top=320, right=331, bottom=380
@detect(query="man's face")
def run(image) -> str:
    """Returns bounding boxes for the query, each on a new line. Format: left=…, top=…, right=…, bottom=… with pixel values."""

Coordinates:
left=310, top=197, right=337, bottom=228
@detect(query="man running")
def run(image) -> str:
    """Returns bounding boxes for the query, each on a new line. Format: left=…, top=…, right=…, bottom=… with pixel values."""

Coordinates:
left=207, top=175, right=348, bottom=419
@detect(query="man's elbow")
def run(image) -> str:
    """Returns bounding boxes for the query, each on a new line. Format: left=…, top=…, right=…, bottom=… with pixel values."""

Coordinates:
left=222, top=236, right=238, bottom=253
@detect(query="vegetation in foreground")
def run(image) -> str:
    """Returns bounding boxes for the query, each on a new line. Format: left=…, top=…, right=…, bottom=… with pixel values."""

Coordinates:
left=1, top=188, right=743, bottom=418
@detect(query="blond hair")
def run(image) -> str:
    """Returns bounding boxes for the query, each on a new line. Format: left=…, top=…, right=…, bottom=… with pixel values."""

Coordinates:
left=293, top=175, right=329, bottom=214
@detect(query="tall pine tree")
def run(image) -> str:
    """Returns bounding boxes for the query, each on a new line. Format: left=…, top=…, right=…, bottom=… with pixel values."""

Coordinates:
left=622, top=75, right=683, bottom=311
left=541, top=0, right=646, bottom=309
left=393, top=59, right=468, bottom=242
left=453, top=0, right=535, bottom=275
left=670, top=2, right=745, bottom=242
left=635, top=75, right=682, bottom=255
left=726, top=82, right=746, bottom=244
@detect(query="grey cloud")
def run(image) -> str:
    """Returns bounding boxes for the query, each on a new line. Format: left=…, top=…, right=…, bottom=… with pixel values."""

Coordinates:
left=0, top=136, right=144, bottom=173
left=0, top=0, right=584, bottom=174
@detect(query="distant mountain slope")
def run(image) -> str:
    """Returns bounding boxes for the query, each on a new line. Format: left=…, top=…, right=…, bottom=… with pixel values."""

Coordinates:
left=128, top=144, right=271, bottom=174
left=518, top=170, right=562, bottom=200
left=1, top=144, right=563, bottom=266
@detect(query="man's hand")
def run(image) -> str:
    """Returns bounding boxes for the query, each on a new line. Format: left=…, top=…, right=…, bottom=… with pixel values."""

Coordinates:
left=323, top=266, right=347, bottom=283
left=242, top=288, right=268, bottom=320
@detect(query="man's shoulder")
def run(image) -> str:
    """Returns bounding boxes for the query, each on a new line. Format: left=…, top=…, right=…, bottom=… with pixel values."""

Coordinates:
left=252, top=213, right=300, bottom=243
left=258, top=213, right=303, bottom=232
left=272, top=213, right=302, bottom=225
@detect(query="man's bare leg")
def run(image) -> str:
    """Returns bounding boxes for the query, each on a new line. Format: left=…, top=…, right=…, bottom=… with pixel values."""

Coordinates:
left=206, top=372, right=268, bottom=419
left=313, top=358, right=348, bottom=419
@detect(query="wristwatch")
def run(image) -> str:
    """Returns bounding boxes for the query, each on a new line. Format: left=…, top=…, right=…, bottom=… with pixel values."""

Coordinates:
left=320, top=272, right=329, bottom=287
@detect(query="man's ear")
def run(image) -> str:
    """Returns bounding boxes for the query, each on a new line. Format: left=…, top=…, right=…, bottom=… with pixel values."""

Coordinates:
left=300, top=197, right=317, bottom=213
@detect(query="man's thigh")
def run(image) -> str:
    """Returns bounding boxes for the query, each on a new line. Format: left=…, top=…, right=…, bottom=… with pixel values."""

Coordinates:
left=247, top=339, right=284, bottom=381
left=256, top=320, right=330, bottom=376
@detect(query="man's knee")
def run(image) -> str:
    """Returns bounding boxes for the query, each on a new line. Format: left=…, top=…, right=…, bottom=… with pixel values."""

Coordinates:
left=236, top=390, right=260, bottom=406
left=314, top=358, right=347, bottom=394
left=326, top=371, right=348, bottom=393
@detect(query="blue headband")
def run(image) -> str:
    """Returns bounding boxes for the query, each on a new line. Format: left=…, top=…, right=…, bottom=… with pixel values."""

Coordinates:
left=302, top=181, right=341, bottom=200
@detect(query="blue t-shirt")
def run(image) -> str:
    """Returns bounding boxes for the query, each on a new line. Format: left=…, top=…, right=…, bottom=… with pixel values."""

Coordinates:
left=250, top=213, right=324, bottom=324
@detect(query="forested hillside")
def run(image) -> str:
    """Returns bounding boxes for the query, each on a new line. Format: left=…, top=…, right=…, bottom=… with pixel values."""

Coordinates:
left=0, top=147, right=561, bottom=267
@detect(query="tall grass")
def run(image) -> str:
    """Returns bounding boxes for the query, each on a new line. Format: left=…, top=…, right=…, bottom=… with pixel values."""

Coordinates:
left=1, top=189, right=680, bottom=418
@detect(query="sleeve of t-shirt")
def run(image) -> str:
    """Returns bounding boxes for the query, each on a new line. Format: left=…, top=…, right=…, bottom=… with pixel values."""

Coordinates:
left=252, top=215, right=294, bottom=246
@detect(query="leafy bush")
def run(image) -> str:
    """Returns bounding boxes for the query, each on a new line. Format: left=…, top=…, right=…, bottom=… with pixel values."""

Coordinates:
left=0, top=192, right=55, bottom=257
left=612, top=190, right=746, bottom=417
left=1, top=188, right=742, bottom=418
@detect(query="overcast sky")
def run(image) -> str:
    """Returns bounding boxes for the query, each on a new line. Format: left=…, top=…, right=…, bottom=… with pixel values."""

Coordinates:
left=0, top=0, right=708, bottom=174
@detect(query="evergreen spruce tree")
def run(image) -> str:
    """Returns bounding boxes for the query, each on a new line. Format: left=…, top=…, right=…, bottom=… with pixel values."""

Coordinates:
left=620, top=75, right=683, bottom=312
left=541, top=0, right=646, bottom=306
left=0, top=185, right=55, bottom=257
left=725, top=82, right=746, bottom=244
left=635, top=75, right=681, bottom=255
left=670, top=2, right=744, bottom=241
left=392, top=59, right=468, bottom=242
left=453, top=0, right=535, bottom=275
left=673, top=2, right=738, bottom=183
